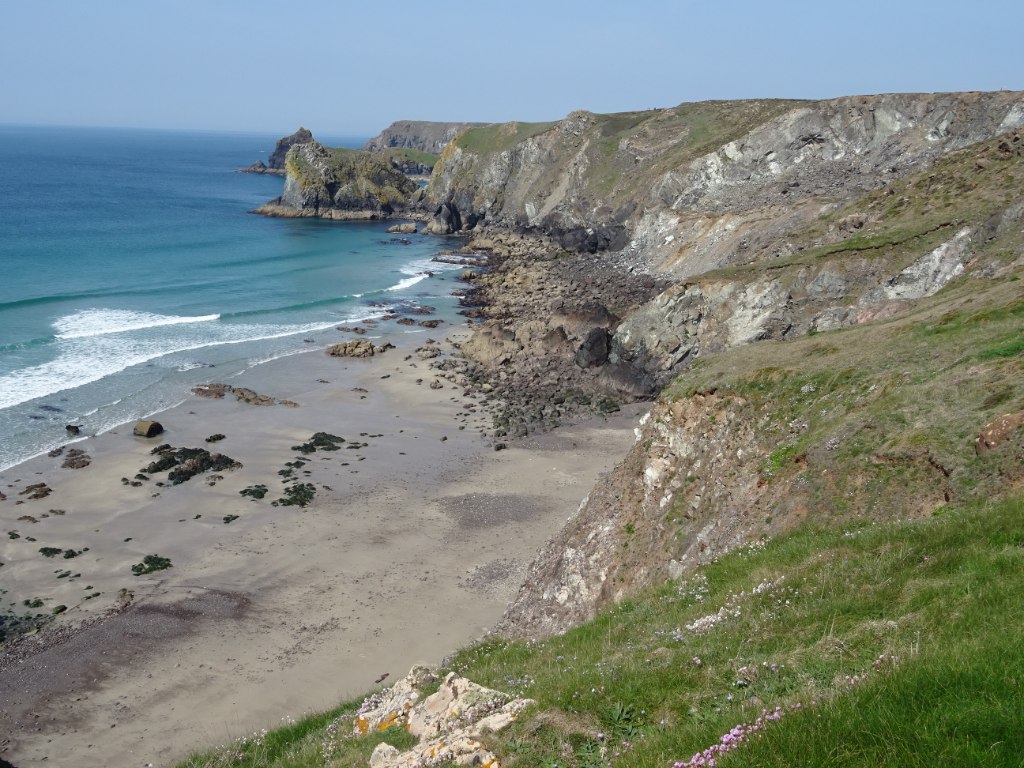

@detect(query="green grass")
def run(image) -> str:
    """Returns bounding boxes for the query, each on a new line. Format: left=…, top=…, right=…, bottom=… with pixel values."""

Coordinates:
left=455, top=121, right=559, bottom=154
left=173, top=495, right=1024, bottom=768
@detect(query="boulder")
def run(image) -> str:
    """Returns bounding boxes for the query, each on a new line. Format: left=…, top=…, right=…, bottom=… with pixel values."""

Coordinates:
left=976, top=412, right=1024, bottom=454
left=231, top=387, right=275, bottom=406
left=326, top=340, right=376, bottom=358
left=133, top=420, right=164, bottom=438
left=575, top=327, right=611, bottom=368
left=387, top=222, right=417, bottom=234
left=326, top=340, right=393, bottom=358
left=191, top=383, right=230, bottom=399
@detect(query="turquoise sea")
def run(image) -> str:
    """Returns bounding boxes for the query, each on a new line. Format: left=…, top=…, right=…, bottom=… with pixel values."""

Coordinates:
left=0, top=125, right=462, bottom=471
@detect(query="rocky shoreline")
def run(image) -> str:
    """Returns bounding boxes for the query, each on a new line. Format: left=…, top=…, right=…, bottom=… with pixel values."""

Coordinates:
left=427, top=231, right=671, bottom=439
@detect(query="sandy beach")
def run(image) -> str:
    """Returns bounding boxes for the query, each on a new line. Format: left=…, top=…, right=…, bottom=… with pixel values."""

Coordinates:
left=0, top=327, right=645, bottom=767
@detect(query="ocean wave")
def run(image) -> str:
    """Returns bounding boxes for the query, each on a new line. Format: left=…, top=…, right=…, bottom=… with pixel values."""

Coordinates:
left=0, top=319, right=339, bottom=411
left=221, top=293, right=363, bottom=320
left=53, top=308, right=221, bottom=339
left=386, top=273, right=429, bottom=292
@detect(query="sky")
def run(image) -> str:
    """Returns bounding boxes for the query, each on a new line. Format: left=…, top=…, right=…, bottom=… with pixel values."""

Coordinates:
left=2, top=0, right=1022, bottom=137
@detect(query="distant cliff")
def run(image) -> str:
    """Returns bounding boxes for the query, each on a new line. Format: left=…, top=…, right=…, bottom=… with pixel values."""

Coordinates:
left=254, top=140, right=417, bottom=219
left=365, top=120, right=488, bottom=155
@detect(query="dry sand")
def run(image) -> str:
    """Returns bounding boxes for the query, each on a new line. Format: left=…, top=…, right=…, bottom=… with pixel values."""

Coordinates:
left=0, top=331, right=646, bottom=767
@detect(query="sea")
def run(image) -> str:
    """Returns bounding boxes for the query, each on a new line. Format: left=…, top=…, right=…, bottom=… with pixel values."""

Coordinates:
left=0, top=125, right=464, bottom=471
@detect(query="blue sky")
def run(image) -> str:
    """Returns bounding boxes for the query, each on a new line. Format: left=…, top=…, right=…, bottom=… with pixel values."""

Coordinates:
left=2, top=0, right=1021, bottom=136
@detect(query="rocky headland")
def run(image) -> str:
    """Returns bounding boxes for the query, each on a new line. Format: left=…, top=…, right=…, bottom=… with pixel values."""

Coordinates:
left=238, top=126, right=314, bottom=175
left=364, top=120, right=488, bottom=155
left=253, top=140, right=418, bottom=219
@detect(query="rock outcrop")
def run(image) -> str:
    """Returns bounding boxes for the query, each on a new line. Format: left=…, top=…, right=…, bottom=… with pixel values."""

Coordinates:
left=239, top=127, right=314, bottom=175
left=326, top=340, right=394, bottom=358
left=268, top=127, right=314, bottom=170
left=354, top=666, right=533, bottom=768
left=255, top=142, right=417, bottom=219
left=365, top=120, right=489, bottom=155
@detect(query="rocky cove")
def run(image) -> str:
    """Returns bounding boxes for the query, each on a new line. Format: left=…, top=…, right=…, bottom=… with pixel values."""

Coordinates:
left=2, top=90, right=1023, bottom=768
left=245, top=89, right=1024, bottom=669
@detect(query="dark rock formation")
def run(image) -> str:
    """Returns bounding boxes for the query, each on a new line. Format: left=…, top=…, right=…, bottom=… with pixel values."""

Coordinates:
left=574, top=328, right=610, bottom=368
left=268, top=127, right=313, bottom=170
left=238, top=128, right=314, bottom=175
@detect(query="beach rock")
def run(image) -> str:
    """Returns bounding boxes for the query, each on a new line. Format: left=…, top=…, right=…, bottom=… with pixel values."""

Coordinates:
left=396, top=317, right=416, bottom=326
left=418, top=319, right=442, bottom=328
left=65, top=424, right=82, bottom=435
left=19, top=483, right=52, bottom=500
left=61, top=453, right=91, bottom=469
left=326, top=340, right=377, bottom=358
left=232, top=387, right=275, bottom=407
left=387, top=222, right=417, bottom=234
left=133, top=420, right=164, bottom=438
left=192, top=383, right=230, bottom=399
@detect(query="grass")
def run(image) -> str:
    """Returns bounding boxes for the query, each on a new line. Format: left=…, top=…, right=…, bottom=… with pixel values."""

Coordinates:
left=174, top=495, right=1024, bottom=768
left=455, top=121, right=559, bottom=155
left=660, top=271, right=1024, bottom=522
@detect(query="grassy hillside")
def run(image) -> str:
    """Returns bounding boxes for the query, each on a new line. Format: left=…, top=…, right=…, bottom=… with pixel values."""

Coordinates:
left=176, top=493, right=1024, bottom=768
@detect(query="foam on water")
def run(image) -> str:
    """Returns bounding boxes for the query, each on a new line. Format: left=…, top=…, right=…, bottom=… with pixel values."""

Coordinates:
left=0, top=316, right=343, bottom=410
left=53, top=308, right=221, bottom=339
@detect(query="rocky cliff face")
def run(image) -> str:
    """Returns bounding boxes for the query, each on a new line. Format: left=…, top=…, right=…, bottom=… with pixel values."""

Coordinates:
left=255, top=141, right=417, bottom=219
left=426, top=93, right=1023, bottom=248
left=365, top=120, right=488, bottom=155
left=426, top=95, right=1024, bottom=639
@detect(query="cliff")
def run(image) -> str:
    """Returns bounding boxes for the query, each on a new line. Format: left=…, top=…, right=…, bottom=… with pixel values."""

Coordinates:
left=487, top=124, right=1024, bottom=636
left=254, top=141, right=417, bottom=219
left=364, top=120, right=488, bottom=155
left=416, top=95, right=1024, bottom=635
left=425, top=92, right=1024, bottom=247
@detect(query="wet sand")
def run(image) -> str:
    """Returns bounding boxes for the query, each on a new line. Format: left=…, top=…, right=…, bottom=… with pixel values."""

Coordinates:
left=0, top=331, right=646, bottom=767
